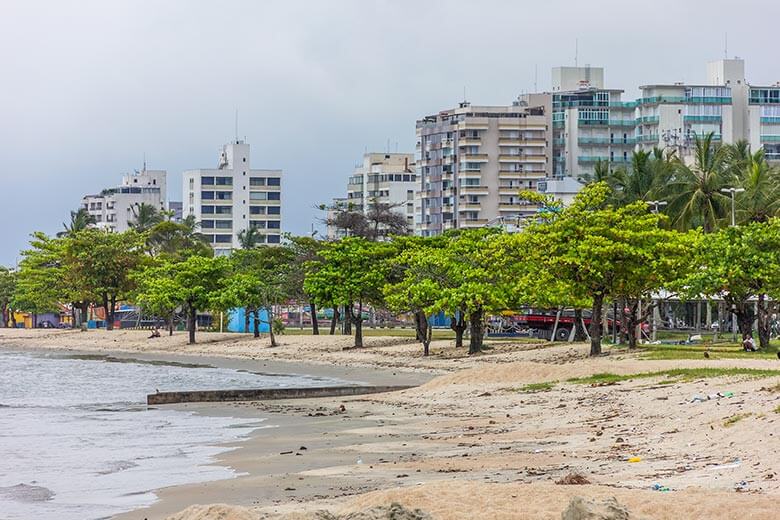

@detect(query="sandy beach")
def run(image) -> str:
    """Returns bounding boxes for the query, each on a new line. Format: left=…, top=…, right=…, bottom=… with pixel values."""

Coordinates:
left=2, top=328, right=780, bottom=519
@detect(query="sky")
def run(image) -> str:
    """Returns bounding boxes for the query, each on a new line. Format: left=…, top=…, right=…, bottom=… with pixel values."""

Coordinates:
left=1, top=0, right=779, bottom=265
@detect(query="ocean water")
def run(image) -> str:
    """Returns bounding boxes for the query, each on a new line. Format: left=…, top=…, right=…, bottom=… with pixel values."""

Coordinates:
left=0, top=350, right=341, bottom=520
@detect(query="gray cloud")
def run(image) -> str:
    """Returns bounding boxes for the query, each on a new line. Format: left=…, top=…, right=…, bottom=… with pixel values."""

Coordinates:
left=1, top=0, right=778, bottom=264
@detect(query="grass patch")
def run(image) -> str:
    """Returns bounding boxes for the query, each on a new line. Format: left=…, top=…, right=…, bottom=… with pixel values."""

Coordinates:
left=638, top=341, right=780, bottom=360
left=567, top=368, right=780, bottom=386
left=723, top=413, right=752, bottom=427
left=774, top=406, right=780, bottom=414
left=516, top=381, right=556, bottom=393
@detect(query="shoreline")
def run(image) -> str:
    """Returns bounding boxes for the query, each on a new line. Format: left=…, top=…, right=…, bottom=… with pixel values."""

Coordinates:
left=5, top=329, right=780, bottom=519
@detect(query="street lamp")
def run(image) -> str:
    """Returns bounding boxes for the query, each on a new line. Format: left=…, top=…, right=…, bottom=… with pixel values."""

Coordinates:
left=720, top=188, right=745, bottom=227
left=645, top=200, right=667, bottom=214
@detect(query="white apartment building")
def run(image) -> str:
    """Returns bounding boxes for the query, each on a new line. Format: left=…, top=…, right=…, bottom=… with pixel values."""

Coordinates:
left=182, top=140, right=282, bottom=255
left=82, top=168, right=167, bottom=232
left=347, top=152, right=416, bottom=228
left=636, top=58, right=780, bottom=162
left=416, top=101, right=551, bottom=236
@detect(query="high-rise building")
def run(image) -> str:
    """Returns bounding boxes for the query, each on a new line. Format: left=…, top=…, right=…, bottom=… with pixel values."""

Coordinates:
left=415, top=101, right=550, bottom=236
left=182, top=140, right=282, bottom=255
left=521, top=66, right=636, bottom=181
left=636, top=58, right=780, bottom=162
left=81, top=168, right=167, bottom=232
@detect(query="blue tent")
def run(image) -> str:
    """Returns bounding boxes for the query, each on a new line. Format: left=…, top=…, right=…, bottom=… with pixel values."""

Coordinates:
left=227, top=308, right=270, bottom=333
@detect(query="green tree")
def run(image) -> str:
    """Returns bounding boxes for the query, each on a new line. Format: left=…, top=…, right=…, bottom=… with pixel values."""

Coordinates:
left=65, top=229, right=145, bottom=330
left=136, top=255, right=229, bottom=344
left=304, top=237, right=394, bottom=348
left=664, top=132, right=733, bottom=232
left=286, top=235, right=324, bottom=335
left=734, top=149, right=780, bottom=224
left=524, top=183, right=677, bottom=356
left=237, top=227, right=264, bottom=250
left=674, top=221, right=780, bottom=348
left=146, top=219, right=212, bottom=260
left=0, top=267, right=17, bottom=328
left=129, top=203, right=164, bottom=232
left=59, top=208, right=96, bottom=237
left=14, top=233, right=70, bottom=326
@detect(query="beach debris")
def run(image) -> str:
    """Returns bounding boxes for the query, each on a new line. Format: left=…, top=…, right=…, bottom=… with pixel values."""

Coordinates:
left=627, top=456, right=642, bottom=463
left=280, top=451, right=294, bottom=455
left=556, top=473, right=591, bottom=485
left=651, top=483, right=671, bottom=492
left=707, top=458, right=742, bottom=471
left=356, top=457, right=363, bottom=465
left=299, top=446, right=307, bottom=450
left=735, top=480, right=749, bottom=492
left=561, top=496, right=630, bottom=520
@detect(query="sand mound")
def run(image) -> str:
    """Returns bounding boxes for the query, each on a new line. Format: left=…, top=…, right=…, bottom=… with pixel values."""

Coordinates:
left=280, top=503, right=431, bottom=520
left=561, top=496, right=630, bottom=520
left=164, top=504, right=257, bottom=520
left=338, top=481, right=780, bottom=519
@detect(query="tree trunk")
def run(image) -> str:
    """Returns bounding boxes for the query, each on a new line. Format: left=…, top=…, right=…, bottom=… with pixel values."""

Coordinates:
left=80, top=302, right=89, bottom=326
left=10, top=308, right=17, bottom=328
left=343, top=305, right=352, bottom=335
left=352, top=302, right=363, bottom=348
left=450, top=312, right=466, bottom=348
left=589, top=293, right=605, bottom=356
left=624, top=299, right=640, bottom=349
left=244, top=307, right=251, bottom=334
left=102, top=293, right=112, bottom=331
left=468, top=307, right=484, bottom=355
left=329, top=307, right=339, bottom=335
left=1, top=304, right=8, bottom=328
left=70, top=302, right=77, bottom=329
left=573, top=309, right=588, bottom=341
left=732, top=298, right=754, bottom=340
left=757, top=294, right=771, bottom=350
left=268, top=306, right=278, bottom=347
left=188, top=305, right=196, bottom=344
left=415, top=311, right=431, bottom=356
left=310, top=302, right=319, bottom=335
left=253, top=309, right=260, bottom=338
left=109, top=296, right=117, bottom=331
left=168, top=312, right=174, bottom=336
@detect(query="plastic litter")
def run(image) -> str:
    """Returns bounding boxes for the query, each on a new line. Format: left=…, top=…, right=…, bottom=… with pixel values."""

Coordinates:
left=735, top=480, right=749, bottom=491
left=691, top=391, right=734, bottom=403
left=627, top=456, right=642, bottom=463
left=707, top=459, right=742, bottom=471
left=652, top=483, right=671, bottom=492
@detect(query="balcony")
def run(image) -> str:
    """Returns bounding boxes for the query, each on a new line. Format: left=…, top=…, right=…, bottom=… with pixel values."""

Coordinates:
left=460, top=185, right=490, bottom=195
left=579, top=119, right=637, bottom=127
left=459, top=202, right=482, bottom=210
left=499, top=170, right=545, bottom=178
left=761, top=135, right=780, bottom=142
left=458, top=138, right=482, bottom=146
left=636, top=116, right=660, bottom=125
left=636, top=134, right=660, bottom=143
left=578, top=137, right=636, bottom=146
left=760, top=117, right=780, bottom=124
left=637, top=96, right=732, bottom=105
left=461, top=154, right=489, bottom=162
left=683, top=115, right=721, bottom=123
left=578, top=156, right=631, bottom=164
left=461, top=218, right=488, bottom=226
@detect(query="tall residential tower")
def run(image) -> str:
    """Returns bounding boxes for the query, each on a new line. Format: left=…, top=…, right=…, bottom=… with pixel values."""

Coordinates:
left=182, top=141, right=282, bottom=255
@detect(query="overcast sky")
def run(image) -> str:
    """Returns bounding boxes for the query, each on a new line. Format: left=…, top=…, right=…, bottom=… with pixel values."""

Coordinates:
left=1, top=0, right=779, bottom=265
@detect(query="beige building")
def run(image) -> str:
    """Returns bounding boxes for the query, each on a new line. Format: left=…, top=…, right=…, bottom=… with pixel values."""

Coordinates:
left=82, top=168, right=167, bottom=232
left=415, top=101, right=551, bottom=236
left=327, top=153, right=416, bottom=239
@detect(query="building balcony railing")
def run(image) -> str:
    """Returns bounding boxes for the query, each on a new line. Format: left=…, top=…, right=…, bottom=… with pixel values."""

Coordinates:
left=637, top=96, right=732, bottom=105
left=553, top=100, right=638, bottom=109
left=578, top=156, right=631, bottom=164
left=636, top=134, right=660, bottom=143
left=458, top=138, right=482, bottom=146
left=683, top=115, right=722, bottom=123
left=499, top=170, right=545, bottom=177
left=761, top=135, right=780, bottom=142
left=460, top=154, right=489, bottom=162
left=636, top=116, right=660, bottom=125
left=461, top=218, right=489, bottom=225
left=579, top=119, right=637, bottom=127
left=760, top=117, right=780, bottom=124
left=578, top=137, right=637, bottom=145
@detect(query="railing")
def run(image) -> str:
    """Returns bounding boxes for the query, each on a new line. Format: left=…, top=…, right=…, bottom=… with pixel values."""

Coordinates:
left=761, top=117, right=780, bottom=124
left=636, top=134, right=660, bottom=142
left=636, top=116, right=660, bottom=124
left=637, top=96, right=732, bottom=105
left=761, top=135, right=780, bottom=142
left=578, top=156, right=631, bottom=164
left=683, top=115, right=722, bottom=123
left=578, top=137, right=637, bottom=145
left=578, top=119, right=636, bottom=127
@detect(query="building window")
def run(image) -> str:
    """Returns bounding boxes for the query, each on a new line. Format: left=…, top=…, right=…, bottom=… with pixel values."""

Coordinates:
left=267, top=206, right=280, bottom=215
left=201, top=191, right=215, bottom=200
left=268, top=192, right=280, bottom=201
left=201, top=220, right=215, bottom=229
left=215, top=191, right=232, bottom=200
left=250, top=221, right=266, bottom=229
left=267, top=234, right=281, bottom=244
left=267, top=220, right=281, bottom=229
left=215, top=176, right=233, bottom=186
left=215, top=234, right=232, bottom=243
left=249, top=192, right=268, bottom=201
left=249, top=178, right=266, bottom=187
left=214, top=206, right=232, bottom=215
left=267, top=177, right=281, bottom=186
left=215, top=220, right=232, bottom=229
left=202, top=205, right=215, bottom=214
left=202, top=176, right=215, bottom=185
left=250, top=206, right=265, bottom=215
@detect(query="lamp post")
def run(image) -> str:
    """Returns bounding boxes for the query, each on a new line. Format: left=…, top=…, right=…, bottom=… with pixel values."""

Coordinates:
left=646, top=200, right=667, bottom=214
left=720, top=187, right=745, bottom=227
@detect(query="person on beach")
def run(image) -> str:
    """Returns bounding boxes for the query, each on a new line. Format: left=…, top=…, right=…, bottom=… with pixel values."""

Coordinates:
left=742, top=334, right=756, bottom=352
left=149, top=327, right=161, bottom=339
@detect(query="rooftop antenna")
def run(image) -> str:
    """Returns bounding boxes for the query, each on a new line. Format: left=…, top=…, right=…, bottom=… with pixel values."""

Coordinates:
left=575, top=38, right=578, bottom=67
left=534, top=64, right=538, bottom=93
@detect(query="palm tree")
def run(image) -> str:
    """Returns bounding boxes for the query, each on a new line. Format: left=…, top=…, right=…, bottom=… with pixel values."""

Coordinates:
left=735, top=149, right=780, bottom=224
left=663, top=132, right=733, bottom=233
left=578, top=159, right=613, bottom=185
left=129, top=203, right=164, bottom=232
left=237, top=227, right=264, bottom=249
left=59, top=208, right=96, bottom=237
